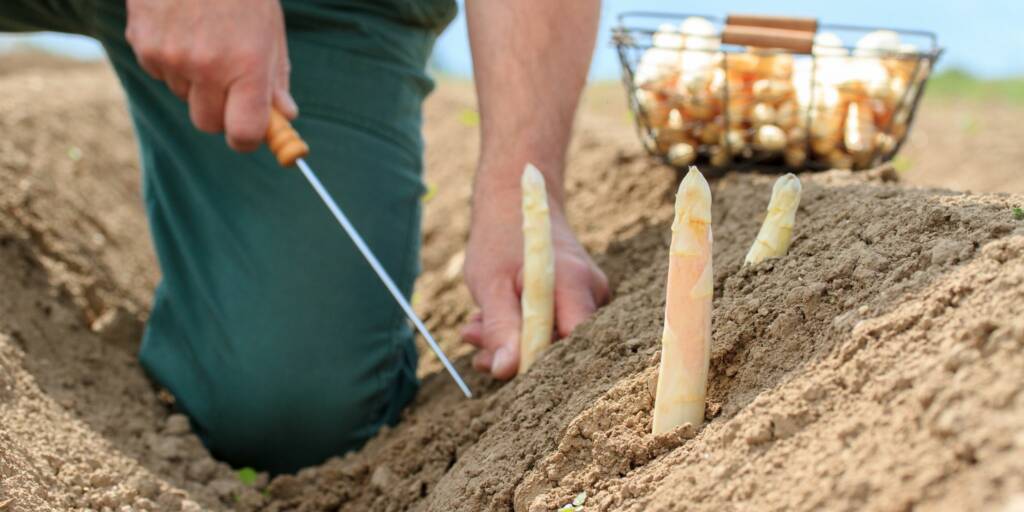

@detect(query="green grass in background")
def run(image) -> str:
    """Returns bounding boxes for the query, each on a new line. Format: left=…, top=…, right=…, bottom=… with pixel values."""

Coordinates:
left=925, top=69, right=1024, bottom=104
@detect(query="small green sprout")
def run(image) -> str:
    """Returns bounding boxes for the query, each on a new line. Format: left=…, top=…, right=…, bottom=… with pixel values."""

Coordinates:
left=67, top=146, right=82, bottom=161
left=556, top=491, right=587, bottom=511
left=458, top=109, right=480, bottom=127
left=1013, top=206, right=1024, bottom=221
left=573, top=491, right=587, bottom=507
left=421, top=182, right=438, bottom=203
left=237, top=467, right=258, bottom=486
left=960, top=116, right=980, bottom=135
left=891, top=155, right=912, bottom=173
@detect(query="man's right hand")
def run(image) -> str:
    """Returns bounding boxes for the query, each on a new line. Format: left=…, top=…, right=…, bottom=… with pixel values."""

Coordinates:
left=125, top=0, right=297, bottom=152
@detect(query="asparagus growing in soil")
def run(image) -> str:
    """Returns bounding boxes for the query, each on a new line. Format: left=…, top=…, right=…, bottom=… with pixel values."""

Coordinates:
left=653, top=166, right=713, bottom=434
left=519, top=164, right=556, bottom=374
left=745, top=174, right=802, bottom=265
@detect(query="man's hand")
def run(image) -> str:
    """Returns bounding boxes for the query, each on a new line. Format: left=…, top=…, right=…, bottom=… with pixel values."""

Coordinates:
left=462, top=0, right=602, bottom=379
left=461, top=184, right=609, bottom=380
left=125, top=0, right=297, bottom=151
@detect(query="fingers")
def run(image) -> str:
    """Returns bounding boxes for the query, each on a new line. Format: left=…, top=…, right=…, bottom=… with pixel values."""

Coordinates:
left=461, top=312, right=484, bottom=347
left=590, top=265, right=612, bottom=307
left=554, top=278, right=598, bottom=339
left=490, top=341, right=520, bottom=380
left=274, top=89, right=299, bottom=120
left=125, top=21, right=164, bottom=81
left=124, top=0, right=292, bottom=155
left=554, top=259, right=610, bottom=338
left=188, top=82, right=227, bottom=133
left=462, top=312, right=496, bottom=372
left=476, top=280, right=522, bottom=380
left=165, top=75, right=191, bottom=100
left=472, top=350, right=494, bottom=373
left=224, top=75, right=272, bottom=152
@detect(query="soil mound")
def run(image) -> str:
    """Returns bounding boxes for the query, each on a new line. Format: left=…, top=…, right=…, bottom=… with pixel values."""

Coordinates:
left=0, top=56, right=1022, bottom=511
left=264, top=167, right=1024, bottom=512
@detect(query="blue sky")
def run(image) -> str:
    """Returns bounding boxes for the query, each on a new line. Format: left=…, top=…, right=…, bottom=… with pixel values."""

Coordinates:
left=2, top=1, right=1021, bottom=79
left=433, top=0, right=1024, bottom=79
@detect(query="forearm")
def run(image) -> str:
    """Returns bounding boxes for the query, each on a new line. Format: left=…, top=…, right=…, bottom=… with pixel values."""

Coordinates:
left=467, top=0, right=600, bottom=213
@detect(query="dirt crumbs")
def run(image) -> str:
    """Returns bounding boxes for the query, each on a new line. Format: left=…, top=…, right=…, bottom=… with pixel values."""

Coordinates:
left=263, top=169, right=1024, bottom=512
left=1, top=56, right=1023, bottom=512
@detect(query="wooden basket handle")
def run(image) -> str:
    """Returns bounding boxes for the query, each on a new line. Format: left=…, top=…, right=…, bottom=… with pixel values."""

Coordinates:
left=725, top=14, right=818, bottom=33
left=722, top=14, right=818, bottom=54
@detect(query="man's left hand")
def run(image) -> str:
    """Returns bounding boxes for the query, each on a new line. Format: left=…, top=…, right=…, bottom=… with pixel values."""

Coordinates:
left=461, top=184, right=609, bottom=380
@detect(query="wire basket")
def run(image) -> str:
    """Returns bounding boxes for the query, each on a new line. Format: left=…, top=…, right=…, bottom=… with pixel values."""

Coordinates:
left=613, top=13, right=942, bottom=173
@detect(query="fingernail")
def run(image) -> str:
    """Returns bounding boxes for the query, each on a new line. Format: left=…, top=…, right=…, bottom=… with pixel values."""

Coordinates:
left=282, top=92, right=299, bottom=118
left=493, top=347, right=513, bottom=374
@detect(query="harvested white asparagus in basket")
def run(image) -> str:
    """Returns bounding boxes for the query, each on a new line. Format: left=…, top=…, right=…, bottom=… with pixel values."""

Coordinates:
left=667, top=142, right=697, bottom=167
left=745, top=173, right=802, bottom=265
left=653, top=167, right=713, bottom=434
left=519, top=164, right=556, bottom=374
left=625, top=18, right=932, bottom=171
left=634, top=23, right=684, bottom=90
left=844, top=101, right=876, bottom=167
left=754, top=125, right=787, bottom=152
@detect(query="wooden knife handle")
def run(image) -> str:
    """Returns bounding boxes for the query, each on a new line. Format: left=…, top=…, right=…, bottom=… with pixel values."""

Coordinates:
left=266, top=108, right=309, bottom=167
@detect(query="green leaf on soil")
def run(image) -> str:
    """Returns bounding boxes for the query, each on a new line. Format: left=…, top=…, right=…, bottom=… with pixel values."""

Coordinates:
left=960, top=116, right=980, bottom=135
left=892, top=155, right=912, bottom=173
left=237, top=467, right=258, bottom=486
left=422, top=182, right=438, bottom=203
left=67, top=146, right=82, bottom=161
left=573, top=492, right=587, bottom=507
left=555, top=491, right=588, bottom=511
left=458, top=109, right=480, bottom=127
left=1013, top=206, right=1024, bottom=220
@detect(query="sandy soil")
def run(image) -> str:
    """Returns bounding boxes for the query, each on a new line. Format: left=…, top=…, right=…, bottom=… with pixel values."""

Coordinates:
left=0, top=55, right=1022, bottom=511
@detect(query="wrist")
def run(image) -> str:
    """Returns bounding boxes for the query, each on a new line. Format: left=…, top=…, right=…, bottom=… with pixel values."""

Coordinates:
left=473, top=157, right=566, bottom=212
left=470, top=177, right=567, bottom=238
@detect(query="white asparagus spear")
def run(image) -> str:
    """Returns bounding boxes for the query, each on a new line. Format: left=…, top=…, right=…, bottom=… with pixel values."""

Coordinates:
left=745, top=174, right=802, bottom=265
left=635, top=23, right=684, bottom=90
left=519, top=163, right=556, bottom=374
left=667, top=142, right=697, bottom=167
left=652, top=166, right=713, bottom=434
left=754, top=125, right=787, bottom=152
left=844, top=101, right=877, bottom=168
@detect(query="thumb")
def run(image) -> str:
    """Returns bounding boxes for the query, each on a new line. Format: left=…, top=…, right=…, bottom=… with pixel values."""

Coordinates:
left=478, top=280, right=522, bottom=380
left=273, top=89, right=298, bottom=120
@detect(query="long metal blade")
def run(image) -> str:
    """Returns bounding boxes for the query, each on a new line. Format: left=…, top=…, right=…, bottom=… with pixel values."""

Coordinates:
left=295, top=158, right=473, bottom=398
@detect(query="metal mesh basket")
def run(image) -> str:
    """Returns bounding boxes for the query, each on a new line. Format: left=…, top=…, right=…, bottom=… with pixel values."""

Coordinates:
left=612, top=13, right=942, bottom=173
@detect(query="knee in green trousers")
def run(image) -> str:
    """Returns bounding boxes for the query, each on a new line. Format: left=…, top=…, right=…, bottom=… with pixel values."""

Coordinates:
left=1, top=0, right=454, bottom=473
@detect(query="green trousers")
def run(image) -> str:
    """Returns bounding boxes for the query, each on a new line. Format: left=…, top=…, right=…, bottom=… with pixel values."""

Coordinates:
left=2, top=0, right=454, bottom=474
